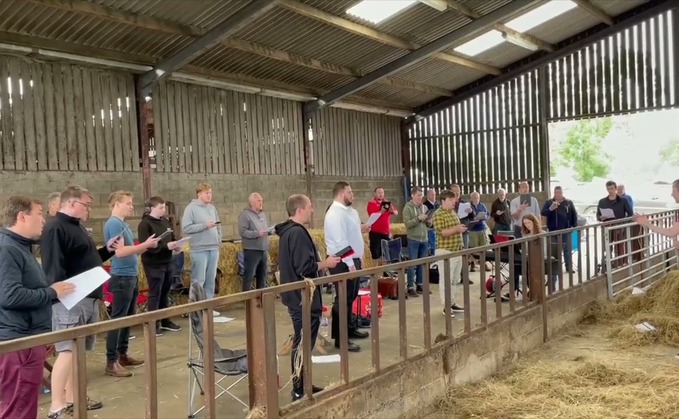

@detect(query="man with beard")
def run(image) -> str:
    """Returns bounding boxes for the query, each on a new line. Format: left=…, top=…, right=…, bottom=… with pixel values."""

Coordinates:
left=276, top=194, right=340, bottom=401
left=324, top=181, right=369, bottom=353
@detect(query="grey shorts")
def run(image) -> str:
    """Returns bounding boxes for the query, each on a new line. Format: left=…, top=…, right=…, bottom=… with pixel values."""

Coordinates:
left=52, top=298, right=99, bottom=353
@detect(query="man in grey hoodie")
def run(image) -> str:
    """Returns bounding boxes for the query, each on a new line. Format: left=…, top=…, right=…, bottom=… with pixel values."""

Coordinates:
left=182, top=182, right=222, bottom=312
left=238, top=192, right=271, bottom=291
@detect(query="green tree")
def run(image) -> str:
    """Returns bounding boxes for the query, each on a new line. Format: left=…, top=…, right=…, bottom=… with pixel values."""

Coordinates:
left=559, top=118, right=612, bottom=182
left=659, top=138, right=679, bottom=166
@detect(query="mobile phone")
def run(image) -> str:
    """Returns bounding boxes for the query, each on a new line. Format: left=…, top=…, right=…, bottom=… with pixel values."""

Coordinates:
left=214, top=221, right=221, bottom=224
left=336, top=246, right=354, bottom=258
left=157, top=229, right=173, bottom=240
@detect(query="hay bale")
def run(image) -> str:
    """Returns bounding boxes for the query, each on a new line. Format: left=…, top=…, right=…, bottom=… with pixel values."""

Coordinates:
left=437, top=359, right=679, bottom=419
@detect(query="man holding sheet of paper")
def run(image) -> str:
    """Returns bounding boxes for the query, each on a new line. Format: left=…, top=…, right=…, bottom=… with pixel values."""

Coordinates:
left=238, top=192, right=272, bottom=292
left=597, top=180, right=633, bottom=268
left=366, top=187, right=398, bottom=261
left=41, top=185, right=123, bottom=418
left=0, top=196, right=75, bottom=419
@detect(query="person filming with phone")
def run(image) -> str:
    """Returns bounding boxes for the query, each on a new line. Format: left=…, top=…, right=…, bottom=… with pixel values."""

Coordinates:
left=509, top=181, right=541, bottom=238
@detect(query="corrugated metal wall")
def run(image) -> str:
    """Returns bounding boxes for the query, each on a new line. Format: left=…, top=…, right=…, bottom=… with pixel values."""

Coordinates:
left=0, top=55, right=139, bottom=172
left=152, top=80, right=305, bottom=176
left=310, top=107, right=401, bottom=177
left=409, top=9, right=678, bottom=195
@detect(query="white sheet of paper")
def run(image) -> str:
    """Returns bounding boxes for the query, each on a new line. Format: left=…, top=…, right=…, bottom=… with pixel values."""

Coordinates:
left=366, top=213, right=381, bottom=226
left=175, top=237, right=191, bottom=247
left=312, top=354, right=341, bottom=364
left=59, top=267, right=110, bottom=310
left=457, top=202, right=471, bottom=219
left=267, top=225, right=276, bottom=233
left=214, top=317, right=235, bottom=323
left=600, top=208, right=615, bottom=219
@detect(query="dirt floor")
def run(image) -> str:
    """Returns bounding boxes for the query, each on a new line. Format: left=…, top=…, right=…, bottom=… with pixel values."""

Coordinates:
left=428, top=321, right=679, bottom=419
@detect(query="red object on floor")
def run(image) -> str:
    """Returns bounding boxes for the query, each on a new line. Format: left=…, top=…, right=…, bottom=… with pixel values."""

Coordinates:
left=352, top=290, right=383, bottom=318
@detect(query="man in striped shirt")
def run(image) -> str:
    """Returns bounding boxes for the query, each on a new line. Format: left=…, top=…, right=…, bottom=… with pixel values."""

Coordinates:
left=432, top=189, right=467, bottom=317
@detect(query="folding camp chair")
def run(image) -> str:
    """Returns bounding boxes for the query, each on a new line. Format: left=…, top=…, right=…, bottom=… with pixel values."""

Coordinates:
left=187, top=283, right=248, bottom=418
left=169, top=252, right=191, bottom=308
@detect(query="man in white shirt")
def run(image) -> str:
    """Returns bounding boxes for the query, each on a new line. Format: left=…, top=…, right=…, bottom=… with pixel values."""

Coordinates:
left=509, top=181, right=541, bottom=238
left=324, top=181, right=369, bottom=353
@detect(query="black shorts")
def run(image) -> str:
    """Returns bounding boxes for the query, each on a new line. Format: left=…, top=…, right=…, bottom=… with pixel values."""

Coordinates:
left=369, top=232, right=390, bottom=260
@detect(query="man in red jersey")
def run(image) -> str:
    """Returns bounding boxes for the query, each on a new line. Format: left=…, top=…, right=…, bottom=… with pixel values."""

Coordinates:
left=367, top=187, right=398, bottom=263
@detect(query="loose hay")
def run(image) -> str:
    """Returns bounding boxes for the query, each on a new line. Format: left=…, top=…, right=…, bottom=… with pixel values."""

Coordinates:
left=584, top=270, right=679, bottom=346
left=436, top=359, right=679, bottom=419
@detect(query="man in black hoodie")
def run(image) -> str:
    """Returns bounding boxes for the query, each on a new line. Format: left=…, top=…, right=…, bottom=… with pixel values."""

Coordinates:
left=275, top=194, right=340, bottom=401
left=138, top=196, right=182, bottom=335
left=0, top=196, right=75, bottom=419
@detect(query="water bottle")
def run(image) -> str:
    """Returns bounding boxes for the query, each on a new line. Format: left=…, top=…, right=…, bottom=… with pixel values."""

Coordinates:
left=320, top=306, right=330, bottom=338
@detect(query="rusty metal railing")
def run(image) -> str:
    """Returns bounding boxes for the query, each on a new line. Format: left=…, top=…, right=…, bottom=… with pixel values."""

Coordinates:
left=0, top=210, right=677, bottom=418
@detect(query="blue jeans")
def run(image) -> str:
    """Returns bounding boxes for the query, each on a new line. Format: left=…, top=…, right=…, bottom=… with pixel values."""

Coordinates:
left=190, top=249, right=219, bottom=299
left=551, top=233, right=573, bottom=271
left=407, top=239, right=428, bottom=289
left=427, top=229, right=436, bottom=256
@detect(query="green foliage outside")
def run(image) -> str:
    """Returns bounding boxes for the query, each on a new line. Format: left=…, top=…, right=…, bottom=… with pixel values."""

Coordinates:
left=659, top=138, right=679, bottom=166
left=554, top=118, right=612, bottom=182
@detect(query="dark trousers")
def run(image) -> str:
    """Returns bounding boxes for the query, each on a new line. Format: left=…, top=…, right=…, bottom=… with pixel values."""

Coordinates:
left=242, top=249, right=268, bottom=291
left=551, top=233, right=573, bottom=271
left=143, top=263, right=173, bottom=326
left=329, top=258, right=362, bottom=342
left=289, top=308, right=320, bottom=393
left=106, top=275, right=138, bottom=362
left=0, top=346, right=46, bottom=419
left=513, top=225, right=523, bottom=239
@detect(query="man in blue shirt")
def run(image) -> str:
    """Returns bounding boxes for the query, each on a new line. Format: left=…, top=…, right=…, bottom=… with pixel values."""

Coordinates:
left=103, top=191, right=159, bottom=378
left=468, top=192, right=491, bottom=272
left=541, top=186, right=578, bottom=273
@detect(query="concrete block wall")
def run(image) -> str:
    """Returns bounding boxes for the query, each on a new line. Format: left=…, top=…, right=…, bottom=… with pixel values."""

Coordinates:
left=282, top=277, right=609, bottom=419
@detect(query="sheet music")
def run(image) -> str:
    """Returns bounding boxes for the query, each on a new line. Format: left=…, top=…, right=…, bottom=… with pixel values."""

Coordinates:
left=59, top=267, right=110, bottom=310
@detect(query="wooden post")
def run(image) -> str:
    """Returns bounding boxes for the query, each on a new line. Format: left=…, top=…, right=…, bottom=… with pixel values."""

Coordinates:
left=135, top=75, right=153, bottom=200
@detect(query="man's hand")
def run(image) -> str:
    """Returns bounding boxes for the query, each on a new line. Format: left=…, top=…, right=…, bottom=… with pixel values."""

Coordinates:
left=106, top=235, right=123, bottom=252
left=167, top=241, right=178, bottom=250
left=520, top=203, right=530, bottom=210
left=496, top=210, right=504, bottom=215
left=142, top=234, right=160, bottom=249
left=633, top=213, right=650, bottom=227
left=418, top=213, right=428, bottom=221
left=323, top=255, right=342, bottom=270
left=205, top=221, right=218, bottom=229
left=258, top=230, right=267, bottom=237
left=349, top=265, right=357, bottom=272
left=549, top=202, right=559, bottom=211
left=361, top=224, right=370, bottom=233
left=456, top=225, right=468, bottom=234
left=465, top=207, right=473, bottom=214
left=51, top=282, right=76, bottom=299
left=392, top=208, right=398, bottom=216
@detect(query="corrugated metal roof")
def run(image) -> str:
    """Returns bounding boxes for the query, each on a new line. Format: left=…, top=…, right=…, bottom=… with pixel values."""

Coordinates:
left=0, top=0, right=657, bottom=112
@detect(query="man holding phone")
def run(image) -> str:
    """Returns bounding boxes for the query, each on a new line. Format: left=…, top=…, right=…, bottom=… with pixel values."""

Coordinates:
left=103, top=191, right=160, bottom=378
left=324, top=181, right=369, bottom=353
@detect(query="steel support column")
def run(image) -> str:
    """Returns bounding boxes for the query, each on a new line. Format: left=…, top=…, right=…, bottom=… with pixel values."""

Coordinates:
left=138, top=0, right=280, bottom=96
left=303, top=0, right=540, bottom=117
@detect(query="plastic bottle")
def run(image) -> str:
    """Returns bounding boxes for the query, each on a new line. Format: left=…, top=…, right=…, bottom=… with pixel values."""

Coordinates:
left=320, top=306, right=330, bottom=337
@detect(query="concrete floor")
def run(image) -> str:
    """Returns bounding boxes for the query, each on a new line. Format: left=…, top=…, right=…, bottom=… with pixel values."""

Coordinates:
left=37, top=255, right=595, bottom=419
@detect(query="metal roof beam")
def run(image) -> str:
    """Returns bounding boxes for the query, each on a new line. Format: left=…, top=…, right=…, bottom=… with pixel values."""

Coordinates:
left=573, top=0, right=615, bottom=26
left=137, top=0, right=280, bottom=96
left=280, top=0, right=501, bottom=75
left=302, top=0, right=541, bottom=116
left=412, top=0, right=675, bottom=120
left=445, top=0, right=554, bottom=52
left=25, top=0, right=450, bottom=97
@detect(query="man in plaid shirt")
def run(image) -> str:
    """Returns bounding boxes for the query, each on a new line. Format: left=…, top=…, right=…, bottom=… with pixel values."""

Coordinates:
left=432, top=189, right=467, bottom=317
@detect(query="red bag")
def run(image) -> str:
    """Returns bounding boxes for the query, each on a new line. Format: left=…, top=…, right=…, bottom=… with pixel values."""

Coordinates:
left=377, top=277, right=399, bottom=300
left=352, top=289, right=383, bottom=318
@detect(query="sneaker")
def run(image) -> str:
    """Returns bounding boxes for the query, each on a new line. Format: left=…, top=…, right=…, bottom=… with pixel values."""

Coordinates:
left=441, top=309, right=456, bottom=318
left=451, top=304, right=465, bottom=313
left=407, top=289, right=419, bottom=298
left=160, top=321, right=182, bottom=332
left=47, top=407, right=72, bottom=419
left=155, top=326, right=163, bottom=337
left=213, top=310, right=221, bottom=317
left=292, top=385, right=325, bottom=401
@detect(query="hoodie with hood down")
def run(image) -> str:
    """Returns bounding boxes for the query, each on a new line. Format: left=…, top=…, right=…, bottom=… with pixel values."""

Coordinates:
left=275, top=219, right=322, bottom=314
left=181, top=199, right=222, bottom=252
left=138, top=214, right=177, bottom=266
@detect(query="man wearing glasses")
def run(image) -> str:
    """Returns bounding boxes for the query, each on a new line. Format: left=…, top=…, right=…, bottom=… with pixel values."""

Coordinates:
left=41, top=186, right=122, bottom=419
